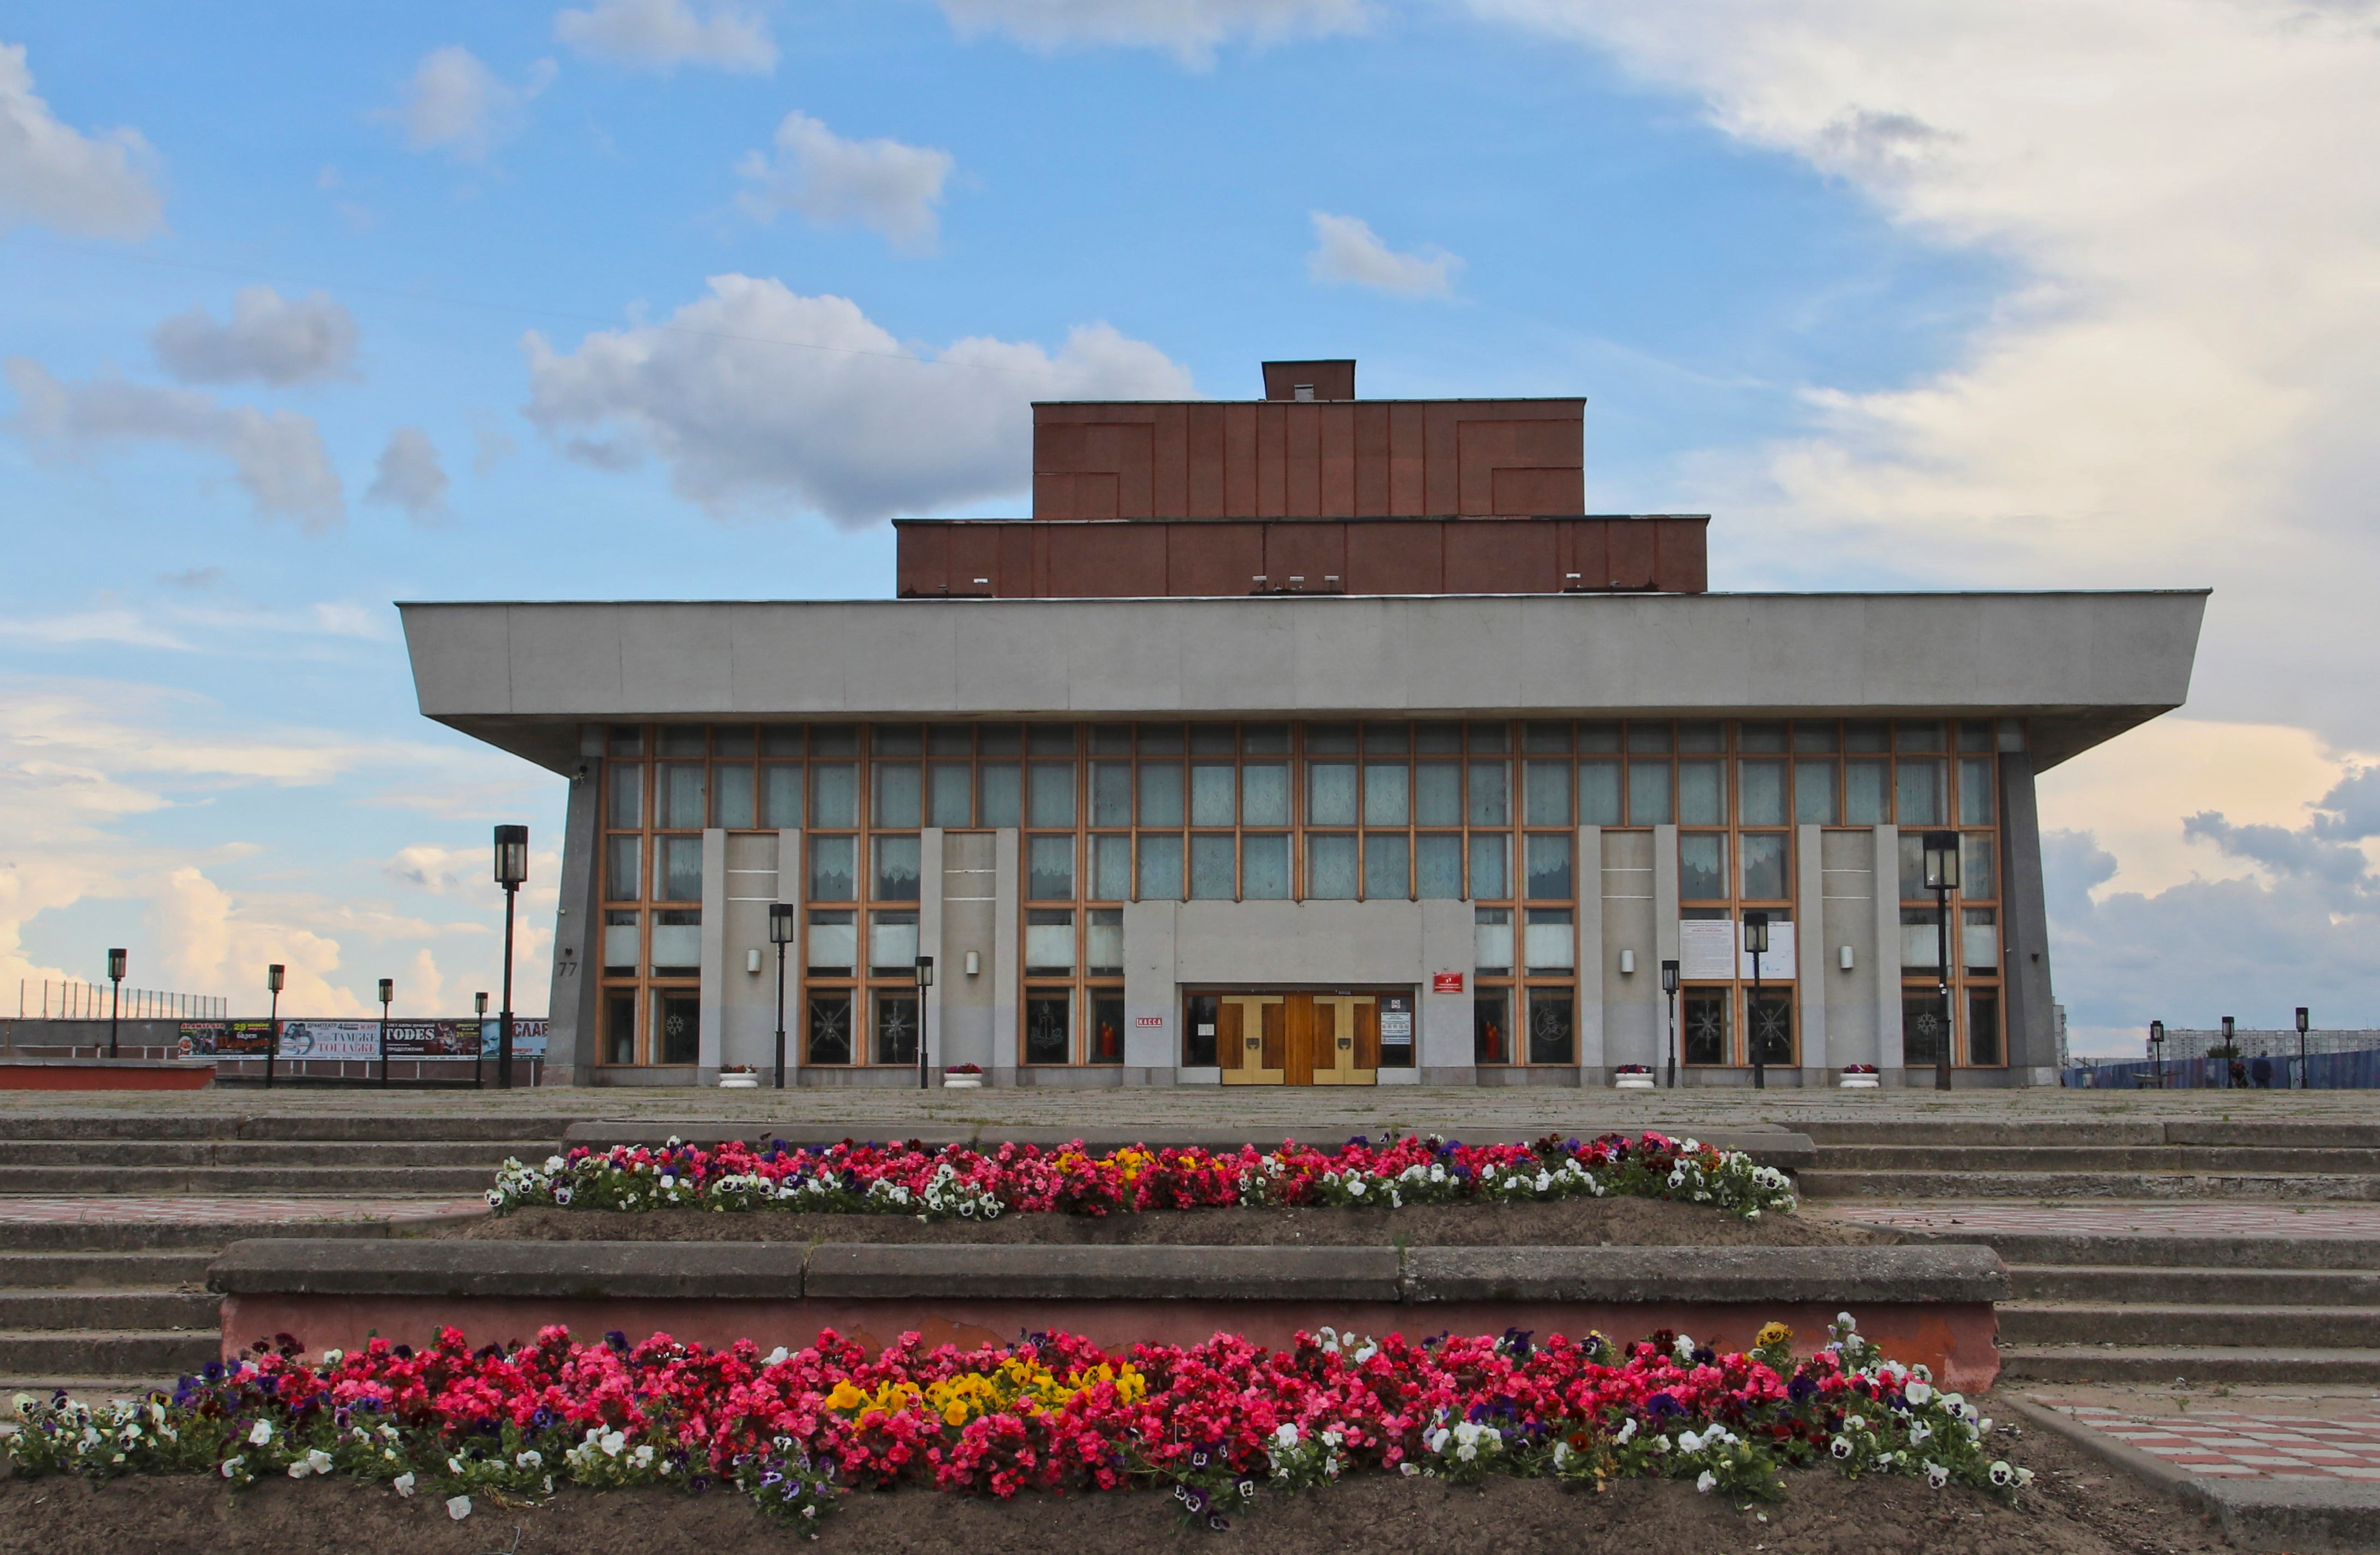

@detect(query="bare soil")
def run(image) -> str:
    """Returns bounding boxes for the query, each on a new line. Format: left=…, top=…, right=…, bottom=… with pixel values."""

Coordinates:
left=0, top=1422, right=2221, bottom=1555
left=443, top=1197, right=1890, bottom=1248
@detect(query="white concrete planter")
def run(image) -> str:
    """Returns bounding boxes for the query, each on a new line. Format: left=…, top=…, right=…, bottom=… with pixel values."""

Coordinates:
left=1839, top=1071, right=1880, bottom=1089
left=718, top=1073, right=760, bottom=1089
left=943, top=1075, right=983, bottom=1089
left=1614, top=1073, right=1656, bottom=1090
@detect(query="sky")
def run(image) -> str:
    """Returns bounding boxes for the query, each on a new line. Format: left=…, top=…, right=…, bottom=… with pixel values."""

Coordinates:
left=4, top=0, right=2378, bottom=1058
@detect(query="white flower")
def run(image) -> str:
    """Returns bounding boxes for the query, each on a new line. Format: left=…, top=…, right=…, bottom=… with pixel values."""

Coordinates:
left=220, top=1455, right=246, bottom=1478
left=1696, top=1470, right=1718, bottom=1492
left=1674, top=1333, right=1696, bottom=1362
left=765, top=1346, right=790, bottom=1366
left=2015, top=1467, right=2036, bottom=1488
left=1348, top=1178, right=1368, bottom=1197
left=393, top=1471, right=416, bottom=1497
left=516, top=1449, right=542, bottom=1469
left=553, top=1185, right=574, bottom=1206
left=1989, top=1460, right=2014, bottom=1487
left=1616, top=1417, right=1637, bottom=1444
left=1274, top=1423, right=1300, bottom=1449
left=247, top=1420, right=274, bottom=1446
left=1903, top=1379, right=1933, bottom=1405
left=1829, top=1437, right=1852, bottom=1460
left=600, top=1430, right=626, bottom=1457
left=1908, top=1422, right=1932, bottom=1445
left=485, top=1190, right=504, bottom=1208
left=1927, top=1463, right=1951, bottom=1488
left=321, top=1349, right=343, bottom=1366
left=446, top=1494, right=474, bottom=1520
left=632, top=1443, right=655, bottom=1467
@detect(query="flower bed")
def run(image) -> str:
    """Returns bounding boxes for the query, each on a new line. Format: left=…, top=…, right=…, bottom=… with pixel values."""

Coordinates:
left=488, top=1131, right=1795, bottom=1223
left=7, top=1315, right=2027, bottom=1536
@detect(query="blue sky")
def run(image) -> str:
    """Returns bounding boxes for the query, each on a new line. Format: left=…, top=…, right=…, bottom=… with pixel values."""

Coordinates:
left=5, top=1, right=2378, bottom=1055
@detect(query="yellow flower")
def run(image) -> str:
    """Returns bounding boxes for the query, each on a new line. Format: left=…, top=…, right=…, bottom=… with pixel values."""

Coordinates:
left=1754, top=1322, right=1792, bottom=1350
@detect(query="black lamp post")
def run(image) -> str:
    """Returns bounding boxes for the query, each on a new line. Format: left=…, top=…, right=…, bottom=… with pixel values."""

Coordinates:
left=914, top=955, right=935, bottom=1090
left=2220, top=1014, right=2235, bottom=1088
left=2298, top=1006, right=2311, bottom=1090
left=377, top=977, right=393, bottom=1088
left=769, top=903, right=795, bottom=1089
left=1743, top=911, right=1770, bottom=1090
left=1921, top=830, right=1960, bottom=1092
left=2149, top=1019, right=2165, bottom=1089
left=474, top=991, right=489, bottom=1090
left=1661, top=958, right=1681, bottom=1090
left=106, top=948, right=126, bottom=1059
left=265, top=963, right=285, bottom=1089
left=494, top=824, right=528, bottom=1089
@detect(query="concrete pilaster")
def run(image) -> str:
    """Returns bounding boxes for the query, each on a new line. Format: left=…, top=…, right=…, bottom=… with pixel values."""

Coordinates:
left=552, top=732, right=604, bottom=1086
left=992, top=828, right=1019, bottom=1085
left=1575, top=824, right=1604, bottom=1079
left=1874, top=824, right=1905, bottom=1082
left=696, top=828, right=726, bottom=1079
left=2000, top=748, right=2058, bottom=1083
left=1795, top=823, right=1828, bottom=1082
left=775, top=828, right=802, bottom=1085
left=920, top=828, right=944, bottom=1076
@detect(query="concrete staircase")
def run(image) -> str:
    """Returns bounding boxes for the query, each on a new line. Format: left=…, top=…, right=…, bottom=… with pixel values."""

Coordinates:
left=0, top=1114, right=566, bottom=1395
left=1798, top=1119, right=2380, bottom=1200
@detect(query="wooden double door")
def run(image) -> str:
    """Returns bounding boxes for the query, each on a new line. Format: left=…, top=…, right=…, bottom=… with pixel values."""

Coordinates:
left=1216, top=991, right=1381, bottom=1086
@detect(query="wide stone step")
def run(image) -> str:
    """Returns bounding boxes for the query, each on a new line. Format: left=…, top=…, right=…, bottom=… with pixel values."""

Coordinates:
left=0, top=1251, right=216, bottom=1288
left=1999, top=1345, right=2380, bottom=1384
left=1875, top=1228, right=2380, bottom=1270
left=1814, top=1145, right=2380, bottom=1173
left=0, top=1289, right=220, bottom=1330
left=2009, top=1265, right=2380, bottom=1305
left=1802, top=1121, right=2380, bottom=1149
left=1999, top=1302, right=2380, bottom=1348
left=0, top=1114, right=579, bottom=1143
left=0, top=1374, right=183, bottom=1399
left=1798, top=1170, right=2380, bottom=1200
left=0, top=1329, right=220, bottom=1378
left=0, top=1140, right=553, bottom=1168
left=0, top=1164, right=501, bottom=1195
left=0, top=1214, right=479, bottom=1253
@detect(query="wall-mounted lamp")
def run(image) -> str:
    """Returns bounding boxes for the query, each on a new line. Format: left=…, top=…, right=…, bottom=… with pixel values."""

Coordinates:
left=745, top=948, right=762, bottom=974
left=1618, top=949, right=1636, bottom=975
left=1839, top=945, right=1855, bottom=971
left=965, top=949, right=981, bottom=977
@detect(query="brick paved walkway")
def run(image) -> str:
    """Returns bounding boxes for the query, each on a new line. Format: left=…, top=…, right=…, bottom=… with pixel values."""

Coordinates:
left=2033, top=1398, right=2380, bottom=1480
left=1830, top=1201, right=2380, bottom=1238
left=0, top=1196, right=486, bottom=1224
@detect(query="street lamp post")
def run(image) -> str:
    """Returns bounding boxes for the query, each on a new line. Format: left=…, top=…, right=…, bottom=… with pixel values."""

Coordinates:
left=2220, top=1014, right=2236, bottom=1088
left=1661, top=959, right=1681, bottom=1090
left=2149, top=1019, right=2165, bottom=1089
left=2298, top=1006, right=2312, bottom=1090
left=265, top=964, right=285, bottom=1089
left=377, top=977, right=394, bottom=1088
left=769, top=903, right=795, bottom=1089
left=474, top=991, right=488, bottom=1090
left=914, top=955, right=935, bottom=1090
left=1743, top=911, right=1770, bottom=1090
left=1921, top=831, right=1962, bottom=1092
left=106, top=948, right=126, bottom=1060
left=493, top=825, right=528, bottom=1089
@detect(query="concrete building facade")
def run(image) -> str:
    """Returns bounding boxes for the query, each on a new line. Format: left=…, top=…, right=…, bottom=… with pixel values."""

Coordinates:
left=400, top=361, right=2205, bottom=1089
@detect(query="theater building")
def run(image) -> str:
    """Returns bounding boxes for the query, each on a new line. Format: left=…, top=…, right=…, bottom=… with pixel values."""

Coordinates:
left=400, top=360, right=2204, bottom=1088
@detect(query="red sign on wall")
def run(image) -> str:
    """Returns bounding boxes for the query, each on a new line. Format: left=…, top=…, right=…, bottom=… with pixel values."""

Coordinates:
left=1432, top=972, right=1465, bottom=994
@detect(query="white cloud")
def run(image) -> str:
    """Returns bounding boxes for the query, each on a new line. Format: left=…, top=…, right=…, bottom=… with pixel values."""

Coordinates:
left=365, top=426, right=452, bottom=521
left=736, top=111, right=955, bottom=252
left=521, top=274, right=1193, bottom=524
left=1306, top=211, right=1462, bottom=297
left=150, top=286, right=360, bottom=387
left=0, top=41, right=163, bottom=238
left=936, top=0, right=1368, bottom=66
left=5, top=358, right=344, bottom=533
left=385, top=843, right=481, bottom=896
left=554, top=0, right=777, bottom=73
left=392, top=46, right=557, bottom=162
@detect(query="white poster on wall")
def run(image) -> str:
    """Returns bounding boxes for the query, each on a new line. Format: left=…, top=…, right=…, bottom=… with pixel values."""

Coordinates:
left=1678, top=920, right=1734, bottom=980
left=1740, top=921, right=1796, bottom=981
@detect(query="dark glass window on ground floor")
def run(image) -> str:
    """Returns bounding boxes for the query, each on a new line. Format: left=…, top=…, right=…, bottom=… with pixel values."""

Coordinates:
left=1683, top=990, right=1729, bottom=1065
left=1185, top=994, right=1220, bottom=1066
left=807, top=992, right=853, bottom=1065
left=874, top=993, right=919, bottom=1065
left=1527, top=989, right=1574, bottom=1064
left=1474, top=988, right=1510, bottom=1064
left=1025, top=990, right=1072, bottom=1065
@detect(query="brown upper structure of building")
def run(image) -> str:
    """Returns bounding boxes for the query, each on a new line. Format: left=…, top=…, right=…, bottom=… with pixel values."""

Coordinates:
left=896, top=359, right=1709, bottom=599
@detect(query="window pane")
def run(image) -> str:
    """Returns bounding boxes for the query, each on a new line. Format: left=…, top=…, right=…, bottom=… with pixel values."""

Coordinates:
left=1679, top=721, right=1724, bottom=753
left=1844, top=720, right=1889, bottom=754
left=656, top=991, right=700, bottom=1065
left=1896, top=720, right=1943, bottom=753
left=806, top=992, right=852, bottom=1065
left=1191, top=723, right=1237, bottom=755
left=1738, top=721, right=1787, bottom=754
left=929, top=763, right=972, bottom=827
left=1028, top=723, right=1076, bottom=756
left=873, top=993, right=920, bottom=1065
left=1308, top=762, right=1357, bottom=825
left=1185, top=993, right=1219, bottom=1067
left=1474, top=986, right=1510, bottom=1063
left=660, top=835, right=704, bottom=901
left=1308, top=722, right=1358, bottom=754
left=1897, top=760, right=1945, bottom=825
left=874, top=764, right=921, bottom=828
left=1415, top=721, right=1462, bottom=754
left=607, top=764, right=643, bottom=828
left=762, top=765, right=803, bottom=827
left=1137, top=834, right=1183, bottom=900
left=1962, top=834, right=1997, bottom=901
left=874, top=835, right=921, bottom=901
left=1524, top=760, right=1571, bottom=826
left=1578, top=761, right=1621, bottom=826
left=1189, top=834, right=1236, bottom=898
left=1307, top=834, right=1358, bottom=898
left=1844, top=760, right=1889, bottom=824
left=1967, top=987, right=2002, bottom=1066
left=980, top=725, right=1022, bottom=757
left=1963, top=906, right=1999, bottom=976
left=1416, top=834, right=1464, bottom=898
left=658, top=725, right=706, bottom=757
left=1025, top=909, right=1075, bottom=975
left=1899, top=835, right=1927, bottom=900
left=1243, top=723, right=1289, bottom=754
left=1242, top=764, right=1290, bottom=826
left=1364, top=764, right=1410, bottom=826
left=1140, top=764, right=1185, bottom=827
left=651, top=909, right=700, bottom=977
left=761, top=726, right=803, bottom=757
left=1092, top=835, right=1132, bottom=900
left=1088, top=992, right=1125, bottom=1065
left=928, top=725, right=972, bottom=756
left=1474, top=908, right=1512, bottom=976
left=811, top=725, right=858, bottom=757
left=1901, top=906, right=1942, bottom=967
left=1024, top=991, right=1072, bottom=1065
left=1138, top=723, right=1186, bottom=755
left=1467, top=762, right=1510, bottom=825
left=1090, top=762, right=1132, bottom=827
left=1028, top=834, right=1075, bottom=900
left=1415, top=762, right=1463, bottom=826
left=1467, top=721, right=1509, bottom=753
left=872, top=725, right=923, bottom=756
left=1680, top=834, right=1726, bottom=901
left=1902, top=989, right=1946, bottom=1064
left=811, top=764, right=858, bottom=828
left=603, top=910, right=639, bottom=976
left=1522, top=720, right=1571, bottom=754
left=603, top=990, right=637, bottom=1065
left=1366, top=721, right=1410, bottom=753
left=1741, top=833, right=1789, bottom=900
left=806, top=911, right=855, bottom=977
left=1794, top=761, right=1837, bottom=825
left=661, top=763, right=706, bottom=828
left=1242, top=835, right=1290, bottom=898
left=808, top=835, right=855, bottom=902
left=1528, top=988, right=1575, bottom=1064
left=609, top=725, right=645, bottom=757
left=1028, top=763, right=1075, bottom=828
left=1959, top=757, right=1997, bottom=825
left=1678, top=760, right=1726, bottom=825
left=1628, top=762, right=1673, bottom=824
left=1683, top=991, right=1729, bottom=1065
left=868, top=911, right=918, bottom=977
left=1469, top=834, right=1509, bottom=898
left=1364, top=833, right=1409, bottom=899
left=1086, top=908, right=1124, bottom=976
left=1525, top=833, right=1572, bottom=899
left=1738, top=761, right=1787, bottom=827
left=605, top=835, right=641, bottom=901
left=977, top=763, right=1021, bottom=827
left=1627, top=722, right=1672, bottom=754
left=1525, top=908, right=1574, bottom=974
left=1191, top=764, right=1237, bottom=827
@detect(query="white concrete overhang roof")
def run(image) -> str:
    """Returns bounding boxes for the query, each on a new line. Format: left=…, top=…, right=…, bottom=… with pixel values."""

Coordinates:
left=396, top=590, right=2207, bottom=776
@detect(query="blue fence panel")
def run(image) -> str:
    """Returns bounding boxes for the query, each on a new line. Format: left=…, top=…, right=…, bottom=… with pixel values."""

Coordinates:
left=2067, top=1048, right=2380, bottom=1089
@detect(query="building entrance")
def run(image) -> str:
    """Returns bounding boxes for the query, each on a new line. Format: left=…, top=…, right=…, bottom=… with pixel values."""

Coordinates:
left=1209, top=990, right=1386, bottom=1085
